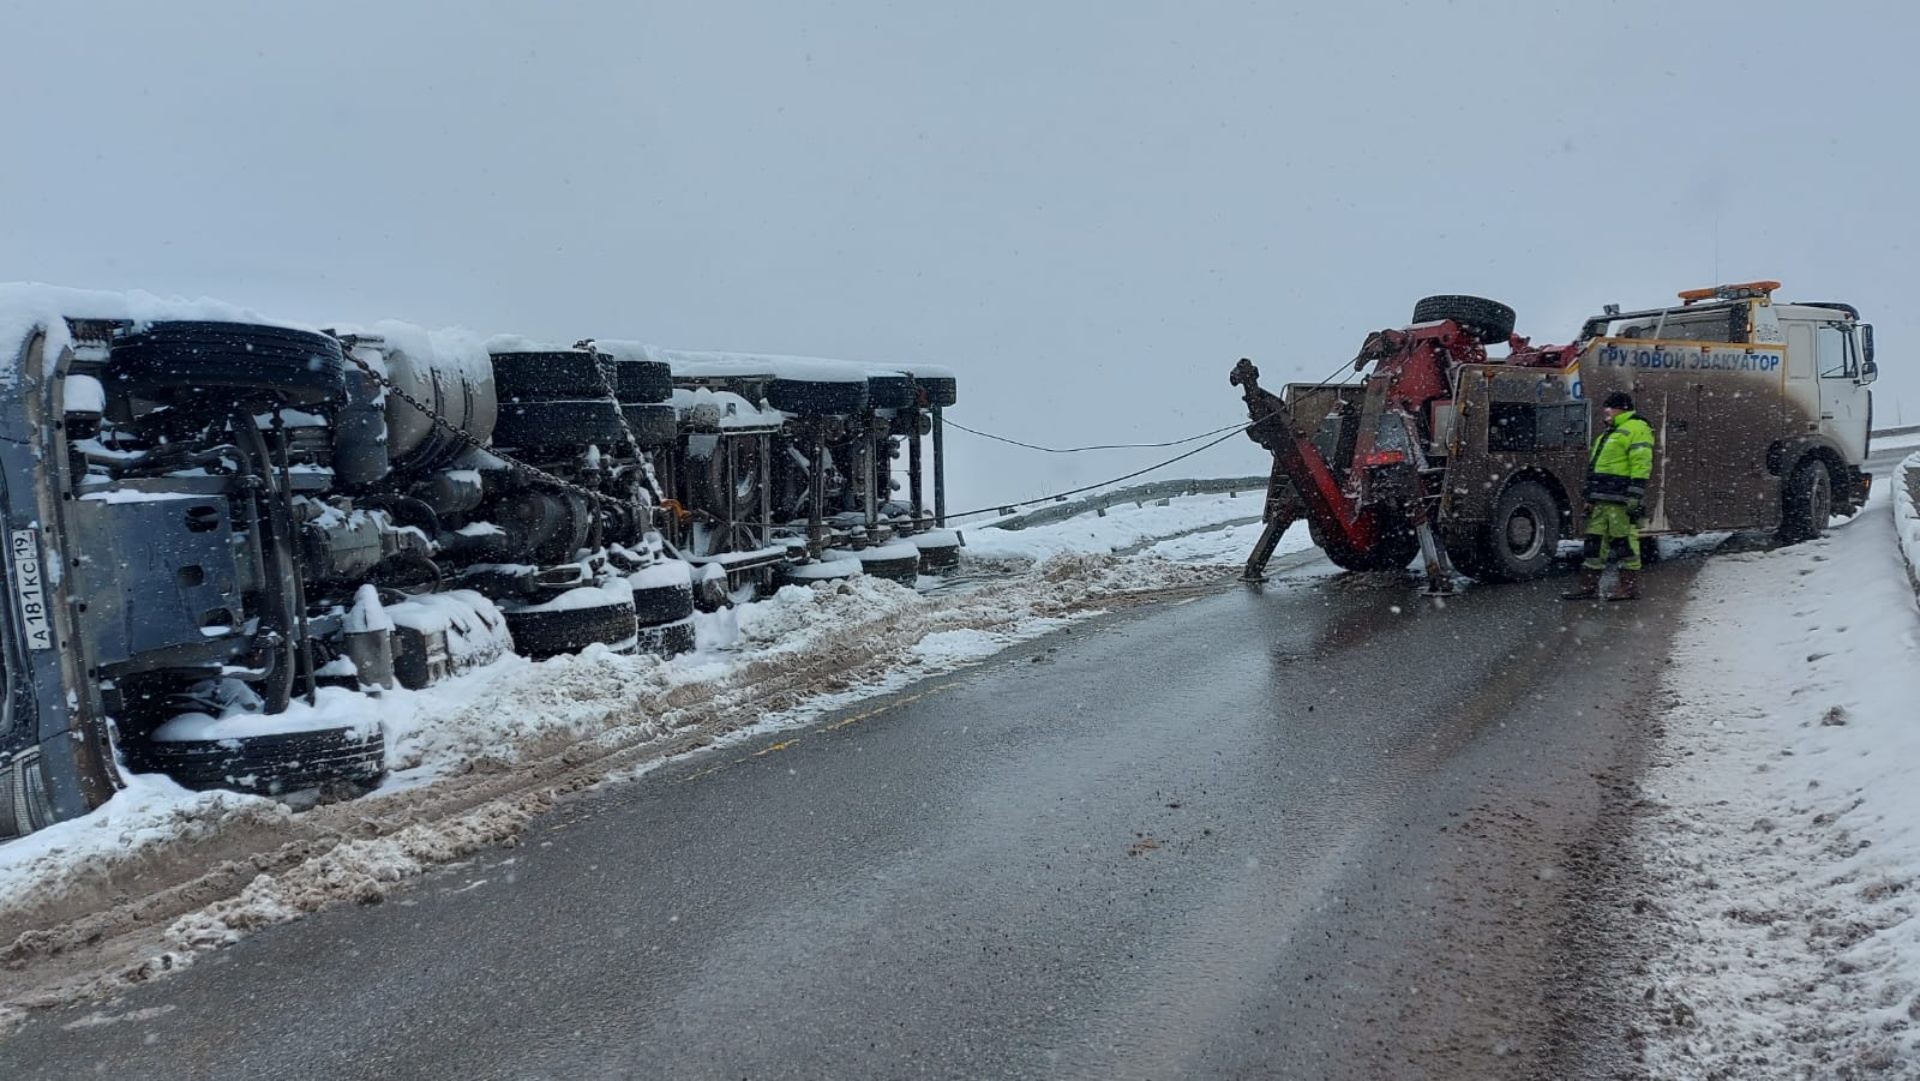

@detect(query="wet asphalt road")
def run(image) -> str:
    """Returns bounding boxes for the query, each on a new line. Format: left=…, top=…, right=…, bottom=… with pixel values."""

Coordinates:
left=3, top=557, right=1701, bottom=1080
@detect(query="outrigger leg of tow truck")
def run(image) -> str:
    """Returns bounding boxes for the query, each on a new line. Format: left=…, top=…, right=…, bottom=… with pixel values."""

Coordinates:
left=1234, top=281, right=1876, bottom=591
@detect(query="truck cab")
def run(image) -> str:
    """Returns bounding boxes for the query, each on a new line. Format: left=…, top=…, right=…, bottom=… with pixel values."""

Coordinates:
left=1572, top=281, right=1875, bottom=539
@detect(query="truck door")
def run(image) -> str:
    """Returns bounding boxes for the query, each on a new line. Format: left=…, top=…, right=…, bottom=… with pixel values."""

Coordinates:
left=1816, top=323, right=1871, bottom=462
left=1645, top=371, right=1781, bottom=533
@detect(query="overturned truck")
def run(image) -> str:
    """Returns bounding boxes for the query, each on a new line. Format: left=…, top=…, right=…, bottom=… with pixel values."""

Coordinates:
left=0, top=293, right=958, bottom=841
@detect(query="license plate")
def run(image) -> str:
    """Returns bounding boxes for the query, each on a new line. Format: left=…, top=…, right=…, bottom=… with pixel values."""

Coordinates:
left=10, top=529, right=52, bottom=650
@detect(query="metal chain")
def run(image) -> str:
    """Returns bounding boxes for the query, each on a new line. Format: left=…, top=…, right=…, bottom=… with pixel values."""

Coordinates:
left=337, top=345, right=652, bottom=516
left=576, top=339, right=668, bottom=503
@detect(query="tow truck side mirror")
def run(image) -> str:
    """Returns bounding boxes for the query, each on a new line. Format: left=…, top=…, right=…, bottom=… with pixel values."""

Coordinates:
left=1860, top=324, right=1878, bottom=384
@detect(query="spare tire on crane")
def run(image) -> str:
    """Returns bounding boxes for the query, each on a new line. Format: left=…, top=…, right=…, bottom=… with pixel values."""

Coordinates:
left=1411, top=295, right=1516, bottom=345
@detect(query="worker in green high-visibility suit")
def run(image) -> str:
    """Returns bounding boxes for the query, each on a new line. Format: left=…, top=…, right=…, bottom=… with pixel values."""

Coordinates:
left=1564, top=391, right=1655, bottom=601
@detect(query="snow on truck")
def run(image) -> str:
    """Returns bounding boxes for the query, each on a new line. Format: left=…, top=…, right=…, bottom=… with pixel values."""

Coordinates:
left=0, top=289, right=959, bottom=843
left=1233, top=281, right=1877, bottom=588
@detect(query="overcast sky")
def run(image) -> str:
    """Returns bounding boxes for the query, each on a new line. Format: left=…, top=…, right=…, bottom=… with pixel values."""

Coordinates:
left=5, top=1, right=1914, bottom=515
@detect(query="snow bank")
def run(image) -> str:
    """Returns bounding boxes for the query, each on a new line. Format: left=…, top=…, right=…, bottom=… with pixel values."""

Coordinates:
left=1896, top=449, right=1920, bottom=585
left=1637, top=486, right=1920, bottom=1077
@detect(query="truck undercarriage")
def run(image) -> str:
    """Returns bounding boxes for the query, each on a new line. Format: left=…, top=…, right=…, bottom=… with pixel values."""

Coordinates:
left=1, top=298, right=960, bottom=842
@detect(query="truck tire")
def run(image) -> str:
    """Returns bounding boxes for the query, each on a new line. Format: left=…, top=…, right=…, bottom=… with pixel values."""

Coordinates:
left=108, top=322, right=347, bottom=409
left=490, top=352, right=610, bottom=401
left=1444, top=535, right=1489, bottom=580
left=865, top=372, right=917, bottom=411
left=631, top=579, right=695, bottom=625
left=1311, top=519, right=1419, bottom=572
left=1779, top=457, right=1833, bottom=543
left=912, top=374, right=958, bottom=408
left=128, top=723, right=387, bottom=796
left=621, top=402, right=679, bottom=449
left=1472, top=480, right=1561, bottom=582
left=503, top=594, right=640, bottom=659
left=1411, top=295, right=1516, bottom=345
left=493, top=398, right=629, bottom=448
left=768, top=377, right=868, bottom=416
left=615, top=360, right=674, bottom=404
left=637, top=617, right=696, bottom=659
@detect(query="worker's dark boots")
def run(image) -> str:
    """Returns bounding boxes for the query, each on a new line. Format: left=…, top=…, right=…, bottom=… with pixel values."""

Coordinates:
left=1561, top=568, right=1603, bottom=600
left=1607, top=570, right=1642, bottom=602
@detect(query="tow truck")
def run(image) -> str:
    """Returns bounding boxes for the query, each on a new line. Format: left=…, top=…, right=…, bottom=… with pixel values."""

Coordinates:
left=1233, top=282, right=1877, bottom=589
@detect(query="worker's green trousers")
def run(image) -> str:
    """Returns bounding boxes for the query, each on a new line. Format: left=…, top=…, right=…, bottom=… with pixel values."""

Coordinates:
left=1582, top=502, right=1642, bottom=571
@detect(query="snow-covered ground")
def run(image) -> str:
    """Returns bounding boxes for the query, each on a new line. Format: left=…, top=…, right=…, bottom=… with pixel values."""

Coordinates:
left=3, top=447, right=1919, bottom=1080
left=1635, top=441, right=1920, bottom=1078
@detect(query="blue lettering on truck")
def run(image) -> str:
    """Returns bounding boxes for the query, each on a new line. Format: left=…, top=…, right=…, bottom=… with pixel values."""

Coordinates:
left=1592, top=343, right=1781, bottom=373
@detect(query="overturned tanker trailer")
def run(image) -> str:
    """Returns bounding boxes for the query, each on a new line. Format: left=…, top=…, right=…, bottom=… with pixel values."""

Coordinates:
left=599, top=345, right=962, bottom=597
left=0, top=291, right=960, bottom=842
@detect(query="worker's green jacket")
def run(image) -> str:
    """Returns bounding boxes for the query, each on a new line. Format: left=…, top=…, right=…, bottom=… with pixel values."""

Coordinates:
left=1585, top=409, right=1654, bottom=504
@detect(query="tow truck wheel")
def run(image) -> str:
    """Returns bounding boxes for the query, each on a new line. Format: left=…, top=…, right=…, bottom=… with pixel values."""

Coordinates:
left=1445, top=536, right=1489, bottom=580
left=1411, top=295, right=1517, bottom=345
left=1473, top=480, right=1562, bottom=582
left=1311, top=519, right=1420, bottom=572
left=1779, top=457, right=1833, bottom=543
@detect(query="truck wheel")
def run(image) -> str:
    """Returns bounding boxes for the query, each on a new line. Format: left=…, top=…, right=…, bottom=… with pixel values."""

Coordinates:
left=615, top=360, right=674, bottom=404
left=1411, top=295, right=1517, bottom=345
left=1473, top=480, right=1562, bottom=582
left=490, top=352, right=611, bottom=400
left=631, top=579, right=695, bottom=625
left=128, top=723, right=386, bottom=796
left=864, top=372, right=917, bottom=410
left=912, top=374, right=958, bottom=408
left=636, top=617, right=696, bottom=659
left=503, top=594, right=640, bottom=659
left=1444, top=536, right=1489, bottom=580
left=767, top=377, right=869, bottom=416
left=493, top=398, right=630, bottom=448
left=1311, top=519, right=1419, bottom=572
left=620, top=402, right=679, bottom=450
left=1779, top=457, right=1833, bottom=543
left=108, top=322, right=347, bottom=408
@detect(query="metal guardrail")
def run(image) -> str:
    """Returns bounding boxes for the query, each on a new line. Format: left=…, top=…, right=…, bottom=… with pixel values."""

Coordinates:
left=985, top=476, right=1270, bottom=532
left=1875, top=423, right=1920, bottom=440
